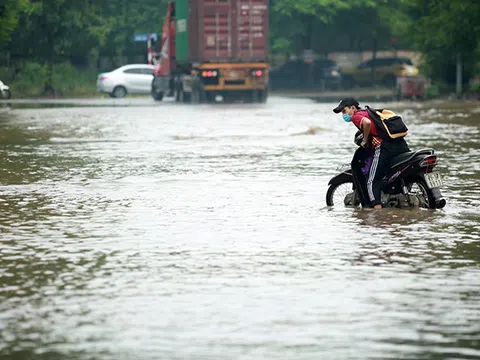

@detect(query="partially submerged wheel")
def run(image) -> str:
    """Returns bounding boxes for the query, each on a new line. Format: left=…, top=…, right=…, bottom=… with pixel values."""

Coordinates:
left=151, top=85, right=164, bottom=101
left=407, top=179, right=435, bottom=208
left=152, top=90, right=164, bottom=101
left=257, top=89, right=268, bottom=103
left=326, top=180, right=358, bottom=207
left=249, top=89, right=268, bottom=104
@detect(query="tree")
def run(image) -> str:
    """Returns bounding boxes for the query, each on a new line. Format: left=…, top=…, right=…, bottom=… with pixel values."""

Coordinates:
left=271, top=0, right=348, bottom=56
left=270, top=0, right=399, bottom=87
left=270, top=0, right=396, bottom=56
left=389, top=0, right=480, bottom=89
left=9, top=0, right=115, bottom=94
left=0, top=0, right=28, bottom=48
left=96, top=0, right=170, bottom=60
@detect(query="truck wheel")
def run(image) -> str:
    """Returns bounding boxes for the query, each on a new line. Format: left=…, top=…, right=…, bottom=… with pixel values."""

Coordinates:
left=251, top=90, right=267, bottom=103
left=152, top=89, right=164, bottom=101
left=174, top=79, right=183, bottom=102
left=258, top=89, right=268, bottom=103
left=250, top=90, right=259, bottom=103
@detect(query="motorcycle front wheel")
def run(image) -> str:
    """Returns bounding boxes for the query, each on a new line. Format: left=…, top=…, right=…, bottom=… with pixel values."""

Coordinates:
left=326, top=180, right=357, bottom=207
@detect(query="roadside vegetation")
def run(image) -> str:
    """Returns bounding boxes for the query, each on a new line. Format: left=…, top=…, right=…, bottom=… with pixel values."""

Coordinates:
left=0, top=0, right=478, bottom=98
left=0, top=63, right=97, bottom=98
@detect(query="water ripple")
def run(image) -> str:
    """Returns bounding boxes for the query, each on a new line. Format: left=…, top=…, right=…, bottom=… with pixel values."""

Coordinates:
left=0, top=98, right=479, bottom=359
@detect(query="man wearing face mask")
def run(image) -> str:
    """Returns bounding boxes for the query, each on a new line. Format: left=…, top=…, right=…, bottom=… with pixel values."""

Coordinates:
left=333, top=97, right=410, bottom=208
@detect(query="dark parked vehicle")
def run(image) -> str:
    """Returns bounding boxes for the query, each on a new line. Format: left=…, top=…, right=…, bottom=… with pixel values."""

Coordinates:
left=269, top=59, right=342, bottom=90
left=341, top=57, right=419, bottom=88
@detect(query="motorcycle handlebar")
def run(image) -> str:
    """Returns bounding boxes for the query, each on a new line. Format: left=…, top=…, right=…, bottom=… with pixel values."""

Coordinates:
left=354, top=130, right=364, bottom=147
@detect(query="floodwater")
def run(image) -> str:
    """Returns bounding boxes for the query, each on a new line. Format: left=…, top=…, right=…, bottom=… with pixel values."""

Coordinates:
left=0, top=97, right=479, bottom=360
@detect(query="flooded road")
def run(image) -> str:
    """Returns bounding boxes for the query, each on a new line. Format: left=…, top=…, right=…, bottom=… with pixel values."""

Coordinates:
left=0, top=97, right=479, bottom=359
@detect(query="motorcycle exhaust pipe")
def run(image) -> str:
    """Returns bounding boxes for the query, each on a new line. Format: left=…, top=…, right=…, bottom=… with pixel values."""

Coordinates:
left=430, top=187, right=446, bottom=208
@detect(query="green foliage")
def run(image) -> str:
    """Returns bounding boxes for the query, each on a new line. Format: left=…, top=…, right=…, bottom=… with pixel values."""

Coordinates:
left=271, top=38, right=293, bottom=54
left=6, top=0, right=118, bottom=94
left=0, top=0, right=28, bottom=47
left=51, top=62, right=97, bottom=96
left=423, top=84, right=440, bottom=99
left=388, top=0, right=479, bottom=84
left=0, top=67, right=9, bottom=81
left=9, top=0, right=116, bottom=59
left=10, top=62, right=47, bottom=97
left=10, top=62, right=96, bottom=97
left=271, top=0, right=479, bottom=86
left=468, top=82, right=480, bottom=93
left=97, top=0, right=170, bottom=56
left=270, top=0, right=397, bottom=56
left=1, top=0, right=479, bottom=94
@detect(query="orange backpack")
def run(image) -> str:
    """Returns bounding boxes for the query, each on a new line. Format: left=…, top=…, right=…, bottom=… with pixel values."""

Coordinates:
left=365, top=105, right=408, bottom=140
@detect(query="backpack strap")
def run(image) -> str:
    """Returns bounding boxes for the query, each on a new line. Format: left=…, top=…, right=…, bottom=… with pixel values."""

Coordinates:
left=365, top=105, right=389, bottom=140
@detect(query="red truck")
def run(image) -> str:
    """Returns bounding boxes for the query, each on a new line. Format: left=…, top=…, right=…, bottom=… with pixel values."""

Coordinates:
left=151, top=0, right=269, bottom=103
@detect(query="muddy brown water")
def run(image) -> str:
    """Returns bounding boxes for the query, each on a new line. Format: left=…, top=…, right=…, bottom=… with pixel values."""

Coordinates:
left=0, top=97, right=479, bottom=359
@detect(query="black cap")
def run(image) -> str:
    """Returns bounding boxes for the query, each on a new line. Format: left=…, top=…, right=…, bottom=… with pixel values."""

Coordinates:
left=333, top=97, right=360, bottom=113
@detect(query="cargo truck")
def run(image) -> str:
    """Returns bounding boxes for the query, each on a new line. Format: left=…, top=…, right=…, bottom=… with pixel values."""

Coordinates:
left=151, top=0, right=269, bottom=104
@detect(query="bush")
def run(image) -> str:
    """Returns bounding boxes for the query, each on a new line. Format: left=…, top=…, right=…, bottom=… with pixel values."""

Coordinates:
left=11, top=62, right=47, bottom=97
left=51, top=62, right=97, bottom=96
left=11, top=61, right=98, bottom=97
left=423, top=83, right=440, bottom=99
left=0, top=66, right=11, bottom=83
left=467, top=77, right=480, bottom=93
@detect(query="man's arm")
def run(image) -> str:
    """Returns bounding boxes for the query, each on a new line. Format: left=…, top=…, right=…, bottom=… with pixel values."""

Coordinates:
left=360, top=117, right=371, bottom=147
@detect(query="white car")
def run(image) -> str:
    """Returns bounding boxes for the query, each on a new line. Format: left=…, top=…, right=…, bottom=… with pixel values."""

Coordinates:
left=96, top=64, right=155, bottom=98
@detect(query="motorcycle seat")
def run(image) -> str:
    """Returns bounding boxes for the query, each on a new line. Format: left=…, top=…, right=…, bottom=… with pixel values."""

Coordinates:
left=390, top=148, right=434, bottom=168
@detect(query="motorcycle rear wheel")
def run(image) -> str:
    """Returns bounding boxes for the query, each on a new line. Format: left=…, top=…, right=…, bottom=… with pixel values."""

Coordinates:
left=326, top=180, right=357, bottom=207
left=406, top=179, right=435, bottom=209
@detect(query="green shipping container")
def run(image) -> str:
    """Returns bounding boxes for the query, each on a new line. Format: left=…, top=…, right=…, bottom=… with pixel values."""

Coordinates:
left=175, top=0, right=189, bottom=62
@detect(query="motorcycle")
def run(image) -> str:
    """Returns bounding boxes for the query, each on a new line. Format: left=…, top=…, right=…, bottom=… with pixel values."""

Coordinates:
left=326, top=132, right=446, bottom=209
left=0, top=80, right=11, bottom=99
